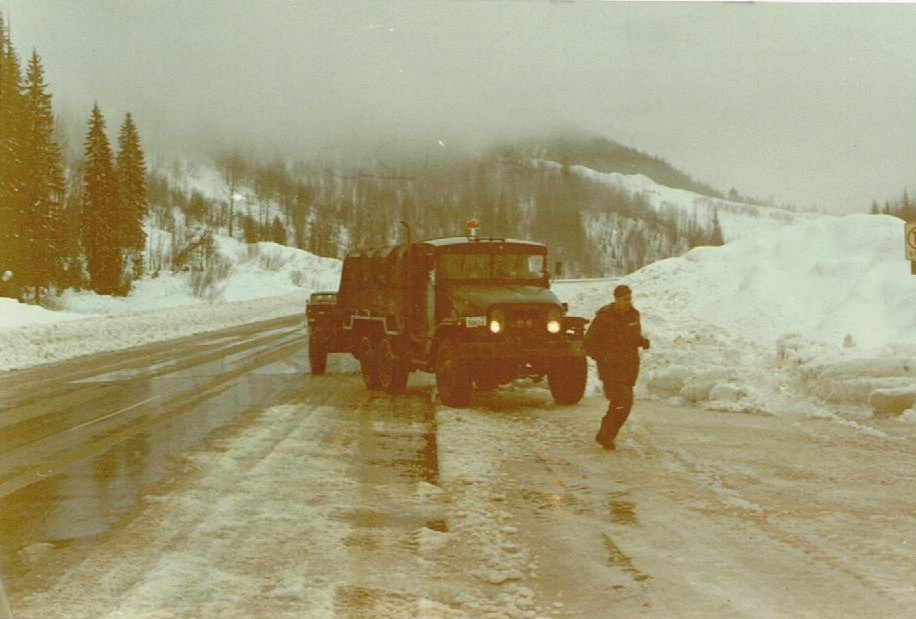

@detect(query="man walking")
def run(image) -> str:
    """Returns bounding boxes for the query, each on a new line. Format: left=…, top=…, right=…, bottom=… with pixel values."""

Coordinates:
left=584, top=284, right=650, bottom=450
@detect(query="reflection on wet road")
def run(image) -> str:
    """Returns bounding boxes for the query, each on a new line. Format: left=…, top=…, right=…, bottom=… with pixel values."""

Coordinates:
left=0, top=315, right=310, bottom=578
left=607, top=490, right=637, bottom=525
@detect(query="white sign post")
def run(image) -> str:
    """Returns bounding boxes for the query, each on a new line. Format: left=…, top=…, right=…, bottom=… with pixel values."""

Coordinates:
left=906, top=221, right=916, bottom=261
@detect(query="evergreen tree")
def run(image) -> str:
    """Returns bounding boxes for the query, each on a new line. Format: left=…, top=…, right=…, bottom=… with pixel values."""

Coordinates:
left=21, top=49, right=66, bottom=303
left=473, top=161, right=497, bottom=234
left=81, top=104, right=122, bottom=294
left=217, top=150, right=246, bottom=238
left=493, top=192, right=510, bottom=238
left=59, top=167, right=85, bottom=290
left=708, top=207, right=725, bottom=246
left=556, top=160, right=588, bottom=273
left=531, top=169, right=558, bottom=244
left=116, top=112, right=148, bottom=279
left=242, top=214, right=260, bottom=243
left=186, top=190, right=210, bottom=225
left=269, top=215, right=286, bottom=244
left=901, top=189, right=915, bottom=222
left=398, top=193, right=417, bottom=239
left=0, top=15, right=26, bottom=298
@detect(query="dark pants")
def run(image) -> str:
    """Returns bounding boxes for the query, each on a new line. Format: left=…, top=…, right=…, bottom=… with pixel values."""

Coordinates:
left=596, top=380, right=635, bottom=446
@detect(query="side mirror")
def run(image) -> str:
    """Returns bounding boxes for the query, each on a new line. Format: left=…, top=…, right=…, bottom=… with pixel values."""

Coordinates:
left=554, top=261, right=563, bottom=278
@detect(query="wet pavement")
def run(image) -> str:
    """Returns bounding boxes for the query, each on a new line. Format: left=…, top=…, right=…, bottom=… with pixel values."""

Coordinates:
left=0, top=315, right=309, bottom=579
left=3, top=346, right=915, bottom=617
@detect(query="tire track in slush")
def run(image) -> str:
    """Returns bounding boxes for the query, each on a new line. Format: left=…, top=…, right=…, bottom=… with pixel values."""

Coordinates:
left=631, top=417, right=916, bottom=612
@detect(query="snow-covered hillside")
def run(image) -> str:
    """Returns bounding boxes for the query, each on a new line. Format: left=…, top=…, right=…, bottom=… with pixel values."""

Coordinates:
left=534, top=158, right=817, bottom=244
left=570, top=163, right=815, bottom=242
left=2, top=169, right=914, bottom=420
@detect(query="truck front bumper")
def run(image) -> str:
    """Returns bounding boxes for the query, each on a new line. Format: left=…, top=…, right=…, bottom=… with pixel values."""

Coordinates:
left=457, top=338, right=585, bottom=363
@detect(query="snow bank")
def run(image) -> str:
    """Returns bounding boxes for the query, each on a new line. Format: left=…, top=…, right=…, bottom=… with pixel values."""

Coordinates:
left=869, top=386, right=916, bottom=416
left=630, top=214, right=915, bottom=350
left=0, top=294, right=308, bottom=371
left=557, top=212, right=916, bottom=417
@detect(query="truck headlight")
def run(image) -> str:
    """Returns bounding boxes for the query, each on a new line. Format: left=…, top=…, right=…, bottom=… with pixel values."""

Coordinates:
left=489, top=308, right=505, bottom=334
left=546, top=308, right=562, bottom=334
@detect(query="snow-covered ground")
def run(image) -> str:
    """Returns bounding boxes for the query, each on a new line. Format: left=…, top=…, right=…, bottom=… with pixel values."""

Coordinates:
left=2, top=173, right=915, bottom=420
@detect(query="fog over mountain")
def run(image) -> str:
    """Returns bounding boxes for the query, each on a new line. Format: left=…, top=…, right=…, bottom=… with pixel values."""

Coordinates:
left=6, top=0, right=916, bottom=213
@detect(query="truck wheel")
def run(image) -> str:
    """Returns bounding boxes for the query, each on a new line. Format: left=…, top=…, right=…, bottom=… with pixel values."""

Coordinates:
left=435, top=340, right=471, bottom=407
left=377, top=335, right=409, bottom=394
left=548, top=356, right=587, bottom=405
left=308, top=332, right=328, bottom=375
left=359, top=336, right=381, bottom=390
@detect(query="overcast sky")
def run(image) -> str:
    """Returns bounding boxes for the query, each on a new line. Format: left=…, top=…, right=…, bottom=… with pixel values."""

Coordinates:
left=6, top=0, right=915, bottom=213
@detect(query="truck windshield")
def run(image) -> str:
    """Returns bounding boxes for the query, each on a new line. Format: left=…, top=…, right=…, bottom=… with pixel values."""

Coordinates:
left=437, top=252, right=546, bottom=282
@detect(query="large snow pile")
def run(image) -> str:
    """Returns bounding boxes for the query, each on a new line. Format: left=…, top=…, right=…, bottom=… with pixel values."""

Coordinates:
left=560, top=213, right=916, bottom=419
left=631, top=214, right=913, bottom=349
left=1, top=172, right=914, bottom=419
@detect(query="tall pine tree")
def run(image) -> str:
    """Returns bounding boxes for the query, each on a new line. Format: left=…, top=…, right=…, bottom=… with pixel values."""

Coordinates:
left=21, top=49, right=66, bottom=303
left=901, top=189, right=915, bottom=222
left=81, top=104, right=122, bottom=295
left=0, top=14, right=26, bottom=298
left=115, top=112, right=148, bottom=280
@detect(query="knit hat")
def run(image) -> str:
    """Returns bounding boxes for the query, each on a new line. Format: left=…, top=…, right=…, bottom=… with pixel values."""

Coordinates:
left=613, top=284, right=632, bottom=298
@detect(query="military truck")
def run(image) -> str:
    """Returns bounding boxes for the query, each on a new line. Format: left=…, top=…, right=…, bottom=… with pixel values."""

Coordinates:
left=309, top=223, right=589, bottom=407
left=305, top=291, right=348, bottom=375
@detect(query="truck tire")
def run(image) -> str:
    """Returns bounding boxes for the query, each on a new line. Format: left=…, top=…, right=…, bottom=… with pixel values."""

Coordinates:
left=548, top=356, right=587, bottom=405
left=308, top=332, right=328, bottom=375
left=359, top=336, right=381, bottom=390
left=435, top=339, right=472, bottom=408
left=377, top=334, right=409, bottom=394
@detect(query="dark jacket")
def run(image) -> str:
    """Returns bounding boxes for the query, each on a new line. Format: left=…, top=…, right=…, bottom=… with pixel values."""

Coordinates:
left=584, top=303, right=648, bottom=386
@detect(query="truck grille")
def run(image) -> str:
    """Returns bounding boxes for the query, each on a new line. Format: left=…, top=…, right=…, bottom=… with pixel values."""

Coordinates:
left=504, top=307, right=548, bottom=340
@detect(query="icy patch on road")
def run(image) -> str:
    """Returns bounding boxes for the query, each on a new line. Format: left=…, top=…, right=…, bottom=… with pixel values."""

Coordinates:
left=11, top=403, right=356, bottom=619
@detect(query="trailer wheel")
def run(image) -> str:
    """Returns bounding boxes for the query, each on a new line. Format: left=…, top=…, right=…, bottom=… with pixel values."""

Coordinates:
left=547, top=356, right=587, bottom=405
left=308, top=331, right=328, bottom=375
left=377, top=335, right=409, bottom=394
left=359, top=336, right=381, bottom=390
left=435, top=339, right=472, bottom=407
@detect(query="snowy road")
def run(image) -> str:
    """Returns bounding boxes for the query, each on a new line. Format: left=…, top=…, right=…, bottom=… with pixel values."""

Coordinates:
left=0, top=315, right=305, bottom=499
left=3, top=334, right=916, bottom=618
left=1, top=315, right=310, bottom=592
